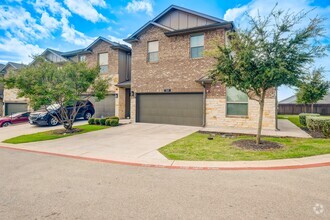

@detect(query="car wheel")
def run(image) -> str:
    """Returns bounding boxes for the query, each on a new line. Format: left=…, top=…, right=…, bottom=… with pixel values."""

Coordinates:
left=84, top=111, right=92, bottom=120
left=1, top=122, right=11, bottom=127
left=48, top=117, right=59, bottom=126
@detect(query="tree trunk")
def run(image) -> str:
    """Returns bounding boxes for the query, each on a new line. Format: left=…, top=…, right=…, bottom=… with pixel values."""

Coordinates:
left=311, top=103, right=314, bottom=113
left=256, top=93, right=266, bottom=145
left=63, top=120, right=73, bottom=131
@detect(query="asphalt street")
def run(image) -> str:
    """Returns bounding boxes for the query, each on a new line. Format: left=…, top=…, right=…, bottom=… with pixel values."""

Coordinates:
left=0, top=148, right=329, bottom=219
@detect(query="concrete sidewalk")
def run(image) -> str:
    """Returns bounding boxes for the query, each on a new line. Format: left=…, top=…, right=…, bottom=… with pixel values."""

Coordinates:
left=201, top=119, right=311, bottom=138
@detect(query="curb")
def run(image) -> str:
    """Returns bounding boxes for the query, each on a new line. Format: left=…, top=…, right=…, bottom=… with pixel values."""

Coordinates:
left=0, top=145, right=329, bottom=171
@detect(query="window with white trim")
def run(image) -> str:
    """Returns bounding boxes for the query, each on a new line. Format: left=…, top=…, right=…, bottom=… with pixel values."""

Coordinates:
left=190, top=34, right=204, bottom=58
left=98, top=53, right=108, bottom=73
left=148, top=41, right=159, bottom=63
left=226, top=87, right=248, bottom=116
left=79, top=55, right=86, bottom=62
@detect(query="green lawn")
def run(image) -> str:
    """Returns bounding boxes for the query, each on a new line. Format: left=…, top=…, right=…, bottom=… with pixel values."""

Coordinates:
left=277, top=114, right=302, bottom=128
left=159, top=132, right=330, bottom=161
left=3, top=124, right=108, bottom=144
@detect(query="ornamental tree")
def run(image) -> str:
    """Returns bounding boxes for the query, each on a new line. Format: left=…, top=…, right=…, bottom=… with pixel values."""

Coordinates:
left=209, top=7, right=327, bottom=145
left=2, top=56, right=109, bottom=131
left=296, top=69, right=330, bottom=113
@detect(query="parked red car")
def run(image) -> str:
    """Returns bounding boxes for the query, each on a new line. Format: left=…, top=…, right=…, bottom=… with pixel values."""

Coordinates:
left=0, top=112, right=30, bottom=127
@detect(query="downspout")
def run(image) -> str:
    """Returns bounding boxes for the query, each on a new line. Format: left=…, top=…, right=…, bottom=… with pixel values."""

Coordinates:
left=202, top=82, right=206, bottom=127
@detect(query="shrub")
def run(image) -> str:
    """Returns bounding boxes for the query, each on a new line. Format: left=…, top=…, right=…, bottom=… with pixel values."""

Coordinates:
left=105, top=119, right=111, bottom=126
left=299, top=113, right=320, bottom=126
left=306, top=116, right=330, bottom=137
left=108, top=116, right=119, bottom=120
left=100, top=118, right=106, bottom=125
left=110, top=118, right=119, bottom=126
left=94, top=118, right=101, bottom=125
left=88, top=118, right=95, bottom=125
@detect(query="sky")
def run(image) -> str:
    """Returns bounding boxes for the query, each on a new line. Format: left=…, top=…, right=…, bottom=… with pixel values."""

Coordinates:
left=0, top=0, right=329, bottom=101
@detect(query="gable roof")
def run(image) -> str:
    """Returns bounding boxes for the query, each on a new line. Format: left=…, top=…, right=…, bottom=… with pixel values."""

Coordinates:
left=279, top=94, right=330, bottom=104
left=85, top=36, right=131, bottom=52
left=0, top=64, right=5, bottom=72
left=124, top=5, right=233, bottom=43
left=32, top=36, right=131, bottom=65
left=153, top=5, right=225, bottom=24
left=2, top=62, right=26, bottom=71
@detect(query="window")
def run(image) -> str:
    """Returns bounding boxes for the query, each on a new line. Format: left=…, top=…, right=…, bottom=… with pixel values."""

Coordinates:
left=98, top=53, right=108, bottom=73
left=148, top=41, right=159, bottom=62
left=226, top=87, right=248, bottom=116
left=79, top=55, right=86, bottom=62
left=190, top=34, right=204, bottom=58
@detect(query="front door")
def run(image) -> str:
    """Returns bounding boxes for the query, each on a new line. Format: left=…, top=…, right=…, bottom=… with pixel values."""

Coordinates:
left=125, top=89, right=131, bottom=118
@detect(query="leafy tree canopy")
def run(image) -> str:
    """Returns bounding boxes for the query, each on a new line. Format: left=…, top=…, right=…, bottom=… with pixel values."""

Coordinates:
left=2, top=56, right=109, bottom=130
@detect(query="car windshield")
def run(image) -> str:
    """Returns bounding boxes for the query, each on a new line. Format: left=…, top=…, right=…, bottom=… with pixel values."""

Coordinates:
left=46, top=104, right=60, bottom=111
left=10, top=113, right=22, bottom=117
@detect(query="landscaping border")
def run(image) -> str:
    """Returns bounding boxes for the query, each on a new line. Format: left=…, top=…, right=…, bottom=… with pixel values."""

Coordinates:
left=0, top=145, right=329, bottom=171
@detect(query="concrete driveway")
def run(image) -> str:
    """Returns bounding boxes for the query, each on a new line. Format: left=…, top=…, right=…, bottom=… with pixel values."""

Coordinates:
left=2, top=123, right=199, bottom=162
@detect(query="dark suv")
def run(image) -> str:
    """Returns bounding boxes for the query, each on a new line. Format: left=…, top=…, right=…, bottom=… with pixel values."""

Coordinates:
left=29, top=100, right=95, bottom=126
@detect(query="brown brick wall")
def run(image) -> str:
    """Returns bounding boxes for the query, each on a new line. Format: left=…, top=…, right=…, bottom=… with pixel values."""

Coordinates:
left=130, top=26, right=225, bottom=93
left=84, top=41, right=119, bottom=92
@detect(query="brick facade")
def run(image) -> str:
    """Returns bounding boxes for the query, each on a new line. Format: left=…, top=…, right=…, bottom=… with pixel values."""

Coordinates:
left=130, top=25, right=276, bottom=129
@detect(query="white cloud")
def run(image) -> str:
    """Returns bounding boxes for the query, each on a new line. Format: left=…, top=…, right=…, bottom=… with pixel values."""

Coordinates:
left=0, top=6, right=49, bottom=40
left=61, top=16, right=95, bottom=46
left=64, top=0, right=107, bottom=23
left=0, top=36, right=44, bottom=64
left=126, top=0, right=153, bottom=16
left=33, top=0, right=98, bottom=46
left=224, top=6, right=248, bottom=21
left=89, top=0, right=106, bottom=7
left=34, top=0, right=70, bottom=16
left=40, top=11, right=61, bottom=29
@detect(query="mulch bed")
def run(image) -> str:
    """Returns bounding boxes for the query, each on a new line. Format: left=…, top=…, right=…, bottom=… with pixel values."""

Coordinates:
left=232, top=139, right=283, bottom=151
left=300, top=127, right=325, bottom=138
left=51, top=128, right=82, bottom=135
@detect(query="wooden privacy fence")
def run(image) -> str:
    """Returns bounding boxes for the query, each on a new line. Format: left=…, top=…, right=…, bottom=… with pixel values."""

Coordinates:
left=278, top=104, right=330, bottom=115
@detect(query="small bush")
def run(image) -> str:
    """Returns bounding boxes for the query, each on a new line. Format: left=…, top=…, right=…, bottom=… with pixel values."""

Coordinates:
left=105, top=119, right=111, bottom=126
left=299, top=113, right=320, bottom=126
left=110, top=118, right=119, bottom=126
left=88, top=118, right=95, bottom=125
left=94, top=118, right=101, bottom=125
left=108, top=116, right=119, bottom=120
left=307, top=116, right=330, bottom=137
left=100, top=118, right=106, bottom=125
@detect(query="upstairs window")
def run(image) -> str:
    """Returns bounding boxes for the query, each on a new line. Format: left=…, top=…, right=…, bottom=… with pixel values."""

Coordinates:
left=148, top=41, right=159, bottom=63
left=98, top=53, right=108, bottom=73
left=190, top=34, right=204, bottom=58
left=226, top=87, right=248, bottom=116
left=79, top=55, right=86, bottom=62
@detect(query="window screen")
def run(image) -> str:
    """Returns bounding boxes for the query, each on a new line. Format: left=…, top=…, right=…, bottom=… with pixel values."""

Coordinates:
left=190, top=34, right=204, bottom=58
left=226, top=87, right=248, bottom=116
left=148, top=41, right=159, bottom=62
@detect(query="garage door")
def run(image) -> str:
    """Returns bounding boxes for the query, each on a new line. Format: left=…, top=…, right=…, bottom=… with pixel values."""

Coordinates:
left=89, top=95, right=115, bottom=118
left=5, top=103, right=28, bottom=116
left=136, top=93, right=203, bottom=126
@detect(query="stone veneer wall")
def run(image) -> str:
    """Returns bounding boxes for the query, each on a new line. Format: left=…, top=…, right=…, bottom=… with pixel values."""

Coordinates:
left=205, top=83, right=276, bottom=129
